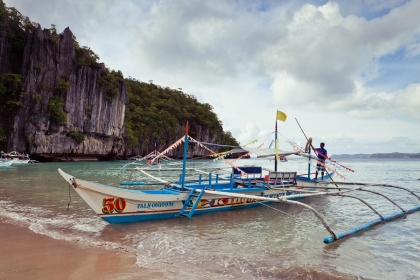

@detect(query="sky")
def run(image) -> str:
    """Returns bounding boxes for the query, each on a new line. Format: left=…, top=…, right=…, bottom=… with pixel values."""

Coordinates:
left=3, top=0, right=420, bottom=155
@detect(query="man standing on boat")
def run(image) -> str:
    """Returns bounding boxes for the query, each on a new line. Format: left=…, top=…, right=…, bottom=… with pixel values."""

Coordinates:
left=312, top=142, right=327, bottom=180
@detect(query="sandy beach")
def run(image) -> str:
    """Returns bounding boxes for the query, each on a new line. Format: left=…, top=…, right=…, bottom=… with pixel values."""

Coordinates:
left=0, top=218, right=140, bottom=280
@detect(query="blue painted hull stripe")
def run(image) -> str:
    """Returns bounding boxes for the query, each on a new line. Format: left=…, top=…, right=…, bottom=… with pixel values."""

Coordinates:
left=99, top=200, right=291, bottom=224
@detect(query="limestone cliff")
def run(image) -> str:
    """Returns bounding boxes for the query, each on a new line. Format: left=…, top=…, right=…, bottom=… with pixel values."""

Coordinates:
left=8, top=26, right=128, bottom=161
left=0, top=25, right=8, bottom=75
left=0, top=4, right=9, bottom=75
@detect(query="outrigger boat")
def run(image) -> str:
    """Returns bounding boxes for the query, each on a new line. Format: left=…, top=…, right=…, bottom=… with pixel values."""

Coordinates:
left=1, top=151, right=33, bottom=164
left=58, top=112, right=420, bottom=243
left=58, top=125, right=304, bottom=223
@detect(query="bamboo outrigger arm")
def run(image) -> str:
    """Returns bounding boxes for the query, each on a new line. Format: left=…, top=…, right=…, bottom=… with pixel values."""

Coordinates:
left=202, top=189, right=339, bottom=241
left=356, top=189, right=407, bottom=214
left=333, top=193, right=386, bottom=220
left=204, top=183, right=420, bottom=244
left=328, top=181, right=420, bottom=200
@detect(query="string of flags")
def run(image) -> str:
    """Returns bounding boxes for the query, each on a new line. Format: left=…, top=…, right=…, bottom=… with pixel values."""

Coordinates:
left=149, top=133, right=351, bottom=181
left=287, top=140, right=347, bottom=180
left=188, top=135, right=248, bottom=176
left=151, top=136, right=185, bottom=163
left=287, top=140, right=349, bottom=171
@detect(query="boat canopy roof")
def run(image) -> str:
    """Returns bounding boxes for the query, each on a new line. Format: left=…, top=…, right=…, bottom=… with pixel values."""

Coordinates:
left=226, top=147, right=297, bottom=158
left=188, top=137, right=297, bottom=158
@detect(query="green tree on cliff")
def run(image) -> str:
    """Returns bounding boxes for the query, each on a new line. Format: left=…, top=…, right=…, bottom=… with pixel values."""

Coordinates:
left=124, top=78, right=238, bottom=152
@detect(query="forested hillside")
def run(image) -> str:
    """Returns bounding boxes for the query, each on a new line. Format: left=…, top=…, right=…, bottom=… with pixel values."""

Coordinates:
left=124, top=78, right=238, bottom=156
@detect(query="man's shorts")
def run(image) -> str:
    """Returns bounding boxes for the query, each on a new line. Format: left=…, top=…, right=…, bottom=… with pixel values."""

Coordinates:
left=316, top=162, right=325, bottom=171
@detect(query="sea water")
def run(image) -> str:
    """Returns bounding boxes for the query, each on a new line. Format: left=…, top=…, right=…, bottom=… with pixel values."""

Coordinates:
left=0, top=158, right=420, bottom=279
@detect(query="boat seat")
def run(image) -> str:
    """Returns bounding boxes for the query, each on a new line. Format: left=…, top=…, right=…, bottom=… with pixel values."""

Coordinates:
left=268, top=171, right=297, bottom=186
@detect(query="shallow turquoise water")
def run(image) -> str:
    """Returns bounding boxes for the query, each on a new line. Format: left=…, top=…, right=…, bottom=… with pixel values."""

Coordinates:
left=1, top=158, right=419, bottom=279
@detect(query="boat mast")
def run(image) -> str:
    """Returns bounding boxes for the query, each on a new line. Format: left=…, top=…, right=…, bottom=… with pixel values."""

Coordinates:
left=181, top=121, right=189, bottom=187
left=274, top=110, right=287, bottom=171
left=275, top=120, right=278, bottom=172
left=295, top=118, right=311, bottom=179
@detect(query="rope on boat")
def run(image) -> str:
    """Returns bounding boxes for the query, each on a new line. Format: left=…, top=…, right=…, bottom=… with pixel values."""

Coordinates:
left=257, top=202, right=293, bottom=216
left=66, top=180, right=72, bottom=211
left=67, top=176, right=81, bottom=211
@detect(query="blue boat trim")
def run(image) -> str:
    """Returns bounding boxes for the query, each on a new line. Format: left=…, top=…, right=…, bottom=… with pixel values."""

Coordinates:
left=100, top=199, right=284, bottom=224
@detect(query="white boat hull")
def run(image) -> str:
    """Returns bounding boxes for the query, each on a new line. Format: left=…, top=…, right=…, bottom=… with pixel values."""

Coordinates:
left=10, top=158, right=30, bottom=165
left=58, top=168, right=314, bottom=224
left=0, top=160, right=13, bottom=168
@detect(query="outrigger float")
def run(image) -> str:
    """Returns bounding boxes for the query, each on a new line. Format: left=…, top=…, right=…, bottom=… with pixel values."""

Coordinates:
left=58, top=111, right=420, bottom=243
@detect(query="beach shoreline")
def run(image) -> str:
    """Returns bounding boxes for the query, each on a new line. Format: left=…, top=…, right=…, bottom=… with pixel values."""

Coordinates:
left=0, top=218, right=141, bottom=279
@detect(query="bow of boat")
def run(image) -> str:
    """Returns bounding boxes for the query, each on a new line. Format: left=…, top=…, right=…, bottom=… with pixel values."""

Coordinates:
left=58, top=168, right=75, bottom=185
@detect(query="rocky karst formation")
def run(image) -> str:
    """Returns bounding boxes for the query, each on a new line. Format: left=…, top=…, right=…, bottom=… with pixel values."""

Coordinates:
left=0, top=26, right=8, bottom=75
left=7, top=26, right=128, bottom=161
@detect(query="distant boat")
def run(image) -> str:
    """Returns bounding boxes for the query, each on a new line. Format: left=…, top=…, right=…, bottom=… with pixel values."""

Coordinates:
left=2, top=151, right=31, bottom=164
left=10, top=158, right=30, bottom=165
left=0, top=160, right=13, bottom=168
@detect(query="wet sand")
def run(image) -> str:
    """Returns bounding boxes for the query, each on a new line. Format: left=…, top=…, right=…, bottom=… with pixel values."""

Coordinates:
left=0, top=219, right=141, bottom=279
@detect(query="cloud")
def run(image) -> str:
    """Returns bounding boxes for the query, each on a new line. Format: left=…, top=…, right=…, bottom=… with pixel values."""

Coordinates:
left=406, top=42, right=420, bottom=57
left=263, top=1, right=420, bottom=120
left=130, top=0, right=270, bottom=84
left=394, top=83, right=420, bottom=120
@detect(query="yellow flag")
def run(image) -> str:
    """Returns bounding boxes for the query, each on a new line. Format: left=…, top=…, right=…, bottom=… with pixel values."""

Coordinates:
left=276, top=110, right=287, bottom=122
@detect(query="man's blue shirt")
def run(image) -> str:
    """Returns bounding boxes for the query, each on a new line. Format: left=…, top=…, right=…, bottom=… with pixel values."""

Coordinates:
left=316, top=148, right=327, bottom=160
